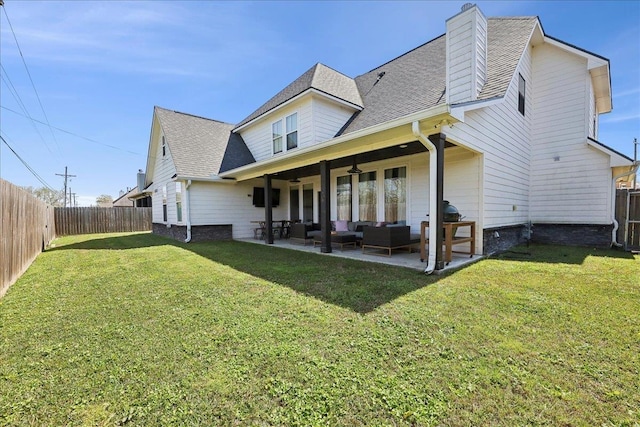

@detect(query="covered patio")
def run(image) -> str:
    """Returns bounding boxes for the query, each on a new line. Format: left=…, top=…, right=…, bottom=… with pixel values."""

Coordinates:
left=221, top=110, right=482, bottom=274
left=238, top=236, right=481, bottom=273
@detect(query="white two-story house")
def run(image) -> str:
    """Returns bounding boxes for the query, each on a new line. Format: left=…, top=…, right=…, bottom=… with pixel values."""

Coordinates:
left=138, top=4, right=635, bottom=270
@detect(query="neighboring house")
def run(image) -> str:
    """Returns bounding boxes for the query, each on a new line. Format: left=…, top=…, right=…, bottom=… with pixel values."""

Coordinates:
left=127, top=170, right=153, bottom=208
left=140, top=4, right=636, bottom=269
left=112, top=187, right=138, bottom=207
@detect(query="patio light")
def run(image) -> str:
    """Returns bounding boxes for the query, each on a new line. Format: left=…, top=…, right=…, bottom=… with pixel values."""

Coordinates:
left=347, top=156, right=362, bottom=174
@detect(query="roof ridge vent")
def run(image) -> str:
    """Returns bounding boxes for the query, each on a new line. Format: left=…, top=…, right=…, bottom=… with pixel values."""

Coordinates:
left=461, top=3, right=475, bottom=12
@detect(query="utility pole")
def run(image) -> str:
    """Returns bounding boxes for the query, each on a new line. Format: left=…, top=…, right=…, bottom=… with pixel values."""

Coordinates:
left=56, top=166, right=76, bottom=207
left=71, top=192, right=78, bottom=207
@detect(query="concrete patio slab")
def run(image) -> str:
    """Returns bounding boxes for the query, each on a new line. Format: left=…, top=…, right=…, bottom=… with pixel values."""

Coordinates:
left=238, top=238, right=482, bottom=273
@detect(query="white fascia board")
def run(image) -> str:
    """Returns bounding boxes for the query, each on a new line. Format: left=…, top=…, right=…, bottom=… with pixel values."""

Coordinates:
left=451, top=95, right=504, bottom=115
left=233, top=88, right=363, bottom=133
left=219, top=103, right=453, bottom=179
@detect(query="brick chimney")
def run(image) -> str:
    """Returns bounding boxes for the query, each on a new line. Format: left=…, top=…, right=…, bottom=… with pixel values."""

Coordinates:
left=446, top=3, right=487, bottom=104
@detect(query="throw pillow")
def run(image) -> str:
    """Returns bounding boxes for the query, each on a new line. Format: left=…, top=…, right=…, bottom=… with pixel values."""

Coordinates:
left=335, top=220, right=349, bottom=232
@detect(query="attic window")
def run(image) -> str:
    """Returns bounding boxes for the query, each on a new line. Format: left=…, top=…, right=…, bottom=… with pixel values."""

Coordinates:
left=286, top=113, right=298, bottom=150
left=272, top=120, right=283, bottom=154
left=162, top=135, right=166, bottom=157
left=518, top=74, right=526, bottom=116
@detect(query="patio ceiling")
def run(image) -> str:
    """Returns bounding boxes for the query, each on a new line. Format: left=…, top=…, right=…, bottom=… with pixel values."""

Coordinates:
left=271, top=140, right=456, bottom=182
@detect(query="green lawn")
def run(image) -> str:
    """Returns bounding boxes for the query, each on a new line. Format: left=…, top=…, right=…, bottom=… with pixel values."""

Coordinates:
left=1, top=232, right=638, bottom=426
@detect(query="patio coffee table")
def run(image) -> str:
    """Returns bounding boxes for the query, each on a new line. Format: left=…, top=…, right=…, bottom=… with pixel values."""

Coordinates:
left=313, top=233, right=357, bottom=251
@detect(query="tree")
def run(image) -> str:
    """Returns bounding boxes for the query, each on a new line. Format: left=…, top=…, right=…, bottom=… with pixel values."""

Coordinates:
left=22, top=186, right=65, bottom=207
left=96, top=194, right=113, bottom=207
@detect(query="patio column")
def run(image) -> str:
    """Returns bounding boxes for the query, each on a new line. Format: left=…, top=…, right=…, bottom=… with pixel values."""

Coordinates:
left=320, top=160, right=332, bottom=253
left=428, top=133, right=446, bottom=270
left=264, top=174, right=274, bottom=244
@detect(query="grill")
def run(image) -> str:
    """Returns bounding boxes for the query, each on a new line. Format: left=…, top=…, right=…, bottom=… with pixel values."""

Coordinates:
left=443, top=201, right=461, bottom=222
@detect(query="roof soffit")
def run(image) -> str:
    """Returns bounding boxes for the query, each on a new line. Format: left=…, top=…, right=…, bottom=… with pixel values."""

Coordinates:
left=144, top=111, right=163, bottom=186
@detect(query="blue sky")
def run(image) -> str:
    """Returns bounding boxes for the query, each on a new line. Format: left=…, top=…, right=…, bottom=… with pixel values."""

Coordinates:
left=1, top=1, right=638, bottom=206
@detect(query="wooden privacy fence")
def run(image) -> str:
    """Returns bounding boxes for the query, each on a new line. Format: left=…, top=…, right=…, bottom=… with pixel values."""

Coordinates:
left=615, top=189, right=640, bottom=250
left=54, top=207, right=152, bottom=236
left=1, top=179, right=55, bottom=297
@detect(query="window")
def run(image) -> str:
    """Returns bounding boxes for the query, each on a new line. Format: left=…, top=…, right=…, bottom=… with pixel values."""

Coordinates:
left=162, top=135, right=166, bottom=157
left=272, top=112, right=298, bottom=154
left=272, top=120, right=283, bottom=154
left=358, top=172, right=377, bottom=222
left=175, top=182, right=182, bottom=223
left=518, top=73, right=525, bottom=116
left=286, top=113, right=298, bottom=149
left=384, top=167, right=406, bottom=223
left=336, top=175, right=352, bottom=221
left=162, top=185, right=167, bottom=222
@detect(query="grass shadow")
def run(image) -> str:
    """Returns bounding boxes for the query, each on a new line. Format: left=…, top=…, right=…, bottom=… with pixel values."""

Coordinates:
left=50, top=234, right=637, bottom=313
left=48, top=232, right=169, bottom=251
left=49, top=233, right=441, bottom=313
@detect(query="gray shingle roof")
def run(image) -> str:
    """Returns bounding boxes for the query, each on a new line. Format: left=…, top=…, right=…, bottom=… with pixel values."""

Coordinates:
left=234, top=63, right=363, bottom=130
left=153, top=16, right=537, bottom=177
left=155, top=106, right=254, bottom=178
left=339, top=17, right=537, bottom=135
left=480, top=17, right=538, bottom=99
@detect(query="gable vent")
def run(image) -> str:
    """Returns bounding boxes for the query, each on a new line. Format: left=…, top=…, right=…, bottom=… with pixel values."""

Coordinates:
left=461, top=3, right=474, bottom=12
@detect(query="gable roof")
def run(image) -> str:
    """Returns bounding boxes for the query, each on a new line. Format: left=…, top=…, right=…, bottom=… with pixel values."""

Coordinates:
left=112, top=186, right=138, bottom=206
left=339, top=17, right=537, bottom=135
left=234, top=63, right=363, bottom=130
left=155, top=106, right=254, bottom=179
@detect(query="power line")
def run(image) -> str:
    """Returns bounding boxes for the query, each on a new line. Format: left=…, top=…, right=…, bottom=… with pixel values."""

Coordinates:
left=1, top=66, right=54, bottom=154
left=1, top=105, right=142, bottom=156
left=2, top=4, right=62, bottom=155
left=0, top=134, right=56, bottom=191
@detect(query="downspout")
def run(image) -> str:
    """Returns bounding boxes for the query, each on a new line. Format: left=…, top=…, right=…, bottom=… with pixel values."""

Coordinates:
left=412, top=121, right=438, bottom=274
left=184, top=179, right=192, bottom=243
left=611, top=163, right=638, bottom=247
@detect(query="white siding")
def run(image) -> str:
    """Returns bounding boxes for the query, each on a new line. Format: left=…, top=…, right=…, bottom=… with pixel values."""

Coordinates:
left=446, top=5, right=487, bottom=104
left=312, top=97, right=355, bottom=143
left=447, top=43, right=533, bottom=229
left=239, top=94, right=357, bottom=163
left=447, top=17, right=474, bottom=104
left=188, top=179, right=289, bottom=239
left=149, top=129, right=177, bottom=225
left=239, top=98, right=313, bottom=162
left=239, top=118, right=271, bottom=161
left=530, top=43, right=611, bottom=224
left=475, top=15, right=488, bottom=95
left=588, top=80, right=597, bottom=139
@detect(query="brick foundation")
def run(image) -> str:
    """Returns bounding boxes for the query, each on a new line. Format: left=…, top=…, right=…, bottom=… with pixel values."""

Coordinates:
left=530, top=223, right=612, bottom=248
left=483, top=225, right=528, bottom=256
left=152, top=223, right=232, bottom=242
